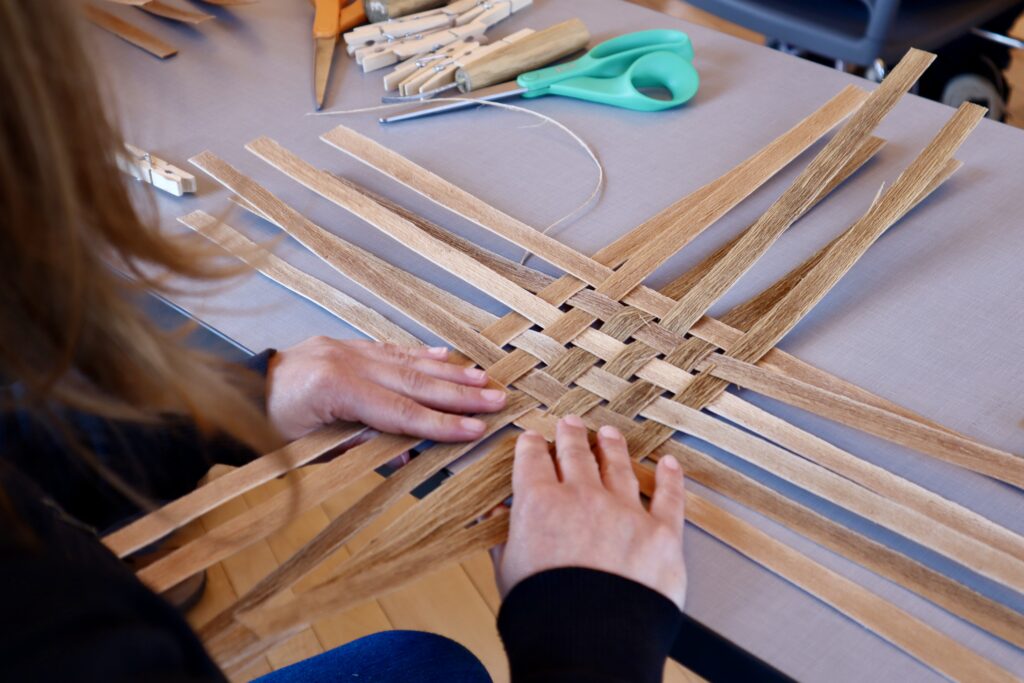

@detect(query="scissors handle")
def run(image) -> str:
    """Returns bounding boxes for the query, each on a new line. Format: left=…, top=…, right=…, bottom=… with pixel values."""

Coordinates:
left=517, top=30, right=698, bottom=112
left=537, top=51, right=698, bottom=111
left=519, top=29, right=694, bottom=90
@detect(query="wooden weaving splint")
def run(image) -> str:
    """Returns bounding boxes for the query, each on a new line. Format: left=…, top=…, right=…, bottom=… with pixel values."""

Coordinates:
left=104, top=49, right=1024, bottom=680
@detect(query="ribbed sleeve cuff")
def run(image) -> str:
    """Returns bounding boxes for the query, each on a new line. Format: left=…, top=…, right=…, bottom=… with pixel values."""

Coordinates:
left=497, top=567, right=682, bottom=683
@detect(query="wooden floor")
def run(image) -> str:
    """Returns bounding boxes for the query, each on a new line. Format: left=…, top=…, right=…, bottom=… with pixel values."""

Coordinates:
left=185, top=465, right=703, bottom=682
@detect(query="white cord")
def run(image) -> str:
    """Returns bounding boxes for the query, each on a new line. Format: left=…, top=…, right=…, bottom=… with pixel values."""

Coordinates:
left=311, top=97, right=605, bottom=266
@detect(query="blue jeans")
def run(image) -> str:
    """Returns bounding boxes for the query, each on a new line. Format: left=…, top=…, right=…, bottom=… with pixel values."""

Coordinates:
left=253, top=630, right=492, bottom=683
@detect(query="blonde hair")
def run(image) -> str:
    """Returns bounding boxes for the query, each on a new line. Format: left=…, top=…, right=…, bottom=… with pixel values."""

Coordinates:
left=0, top=2, right=279, bottom=482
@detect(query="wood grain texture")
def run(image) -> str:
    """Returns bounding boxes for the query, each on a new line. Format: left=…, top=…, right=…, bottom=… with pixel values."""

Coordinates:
left=193, top=104, right=1015, bottom=651
left=239, top=417, right=1018, bottom=683
left=321, top=85, right=868, bottom=293
left=197, top=189, right=1015, bottom=671
left=84, top=3, right=177, bottom=58
left=138, top=0, right=215, bottom=23
left=654, top=50, right=934, bottom=338
left=333, top=161, right=991, bottom=467
left=317, top=110, right=1018, bottom=485
left=457, top=18, right=590, bottom=91
left=180, top=211, right=421, bottom=346
left=681, top=492, right=1018, bottom=683
left=364, top=0, right=448, bottom=22
left=103, top=424, right=366, bottom=558
left=152, top=74, right=1021, bottom=678
left=320, top=85, right=1011, bottom=475
left=197, top=395, right=536, bottom=661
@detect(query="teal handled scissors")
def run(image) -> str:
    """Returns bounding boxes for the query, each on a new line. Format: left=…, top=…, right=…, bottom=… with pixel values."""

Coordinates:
left=380, top=29, right=699, bottom=123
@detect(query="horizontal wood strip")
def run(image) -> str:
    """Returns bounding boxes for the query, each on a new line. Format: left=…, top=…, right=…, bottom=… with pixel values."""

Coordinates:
left=681, top=492, right=1017, bottom=683
left=227, top=192, right=497, bottom=333
left=84, top=3, right=177, bottom=58
left=358, top=160, right=981, bottom=466
left=322, top=85, right=868, bottom=292
left=239, top=414, right=1016, bottom=681
left=138, top=0, right=214, bottom=23
left=103, top=424, right=365, bottom=559
left=701, top=353, right=1024, bottom=492
left=193, top=152, right=1024, bottom=651
left=570, top=366, right=1024, bottom=591
left=189, top=151, right=507, bottom=369
left=135, top=433, right=414, bottom=592
left=179, top=211, right=423, bottom=345
left=197, top=394, right=537, bottom=657
left=654, top=49, right=934, bottom=338
left=246, top=138, right=565, bottom=329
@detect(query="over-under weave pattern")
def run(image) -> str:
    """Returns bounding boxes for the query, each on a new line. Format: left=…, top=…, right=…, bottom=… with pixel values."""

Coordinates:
left=107, top=49, right=1020, bottom=682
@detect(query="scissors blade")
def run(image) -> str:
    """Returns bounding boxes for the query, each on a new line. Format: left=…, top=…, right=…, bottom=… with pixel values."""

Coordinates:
left=314, top=36, right=338, bottom=110
left=380, top=80, right=526, bottom=123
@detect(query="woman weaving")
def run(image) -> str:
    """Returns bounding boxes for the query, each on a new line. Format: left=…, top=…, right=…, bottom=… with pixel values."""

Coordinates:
left=0, top=2, right=687, bottom=681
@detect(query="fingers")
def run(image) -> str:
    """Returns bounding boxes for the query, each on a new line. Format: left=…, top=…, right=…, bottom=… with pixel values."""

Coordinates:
left=649, top=456, right=686, bottom=537
left=363, top=360, right=506, bottom=414
left=512, top=430, right=557, bottom=494
left=341, top=340, right=450, bottom=363
left=356, top=343, right=485, bottom=385
left=595, top=425, right=640, bottom=504
left=400, top=356, right=490, bottom=387
left=554, top=415, right=600, bottom=486
left=347, top=381, right=488, bottom=442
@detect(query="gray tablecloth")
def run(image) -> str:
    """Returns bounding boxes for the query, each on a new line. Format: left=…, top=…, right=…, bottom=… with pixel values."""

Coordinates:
left=85, top=0, right=1024, bottom=679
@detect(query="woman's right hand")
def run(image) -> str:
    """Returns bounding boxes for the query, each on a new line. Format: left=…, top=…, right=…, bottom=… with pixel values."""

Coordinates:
left=494, top=415, right=688, bottom=609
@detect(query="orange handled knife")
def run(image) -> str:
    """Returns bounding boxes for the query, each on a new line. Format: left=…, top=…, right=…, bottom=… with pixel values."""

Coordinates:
left=313, top=0, right=366, bottom=109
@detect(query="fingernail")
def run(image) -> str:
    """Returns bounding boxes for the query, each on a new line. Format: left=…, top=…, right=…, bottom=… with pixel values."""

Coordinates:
left=662, top=456, right=680, bottom=471
left=598, top=425, right=621, bottom=440
left=561, top=415, right=585, bottom=428
left=461, top=417, right=486, bottom=433
left=427, top=346, right=448, bottom=357
left=521, top=430, right=542, bottom=440
left=465, top=367, right=487, bottom=382
left=482, top=388, right=505, bottom=403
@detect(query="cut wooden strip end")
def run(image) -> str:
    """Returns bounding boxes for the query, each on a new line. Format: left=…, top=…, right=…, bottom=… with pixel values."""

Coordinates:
left=84, top=3, right=177, bottom=58
left=103, top=423, right=365, bottom=558
left=139, top=0, right=215, bottom=24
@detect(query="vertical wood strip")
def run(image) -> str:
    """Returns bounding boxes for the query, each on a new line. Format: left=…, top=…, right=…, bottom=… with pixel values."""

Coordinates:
left=186, top=140, right=1024, bottom=655
left=103, top=424, right=366, bottom=558
left=653, top=50, right=934, bottom=338
left=321, top=86, right=869, bottom=290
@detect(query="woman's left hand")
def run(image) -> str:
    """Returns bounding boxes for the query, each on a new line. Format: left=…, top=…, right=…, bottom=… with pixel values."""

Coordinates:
left=265, top=336, right=507, bottom=441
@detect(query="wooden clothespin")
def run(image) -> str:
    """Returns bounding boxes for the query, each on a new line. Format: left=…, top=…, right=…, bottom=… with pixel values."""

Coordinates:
left=346, top=0, right=532, bottom=73
left=119, top=143, right=197, bottom=197
left=399, top=42, right=479, bottom=95
left=386, top=28, right=534, bottom=96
